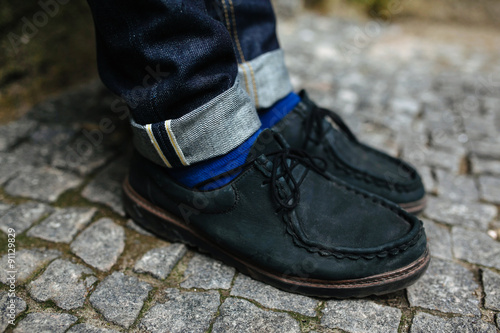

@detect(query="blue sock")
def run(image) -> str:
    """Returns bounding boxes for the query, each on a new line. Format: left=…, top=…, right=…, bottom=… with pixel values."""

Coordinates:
left=168, top=93, right=299, bottom=190
left=259, top=92, right=301, bottom=129
left=168, top=129, right=261, bottom=190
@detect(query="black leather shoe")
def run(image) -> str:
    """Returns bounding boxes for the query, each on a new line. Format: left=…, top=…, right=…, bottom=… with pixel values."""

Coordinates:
left=124, top=130, right=429, bottom=298
left=273, top=91, right=426, bottom=214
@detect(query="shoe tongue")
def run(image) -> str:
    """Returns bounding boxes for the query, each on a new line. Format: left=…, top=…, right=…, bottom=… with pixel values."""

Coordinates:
left=245, top=129, right=288, bottom=163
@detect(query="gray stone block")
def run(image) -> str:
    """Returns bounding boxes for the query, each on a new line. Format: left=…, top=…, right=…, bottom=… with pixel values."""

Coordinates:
left=29, top=259, right=94, bottom=310
left=27, top=207, right=97, bottom=243
left=0, top=153, right=24, bottom=186
left=67, top=323, right=120, bottom=333
left=424, top=197, right=497, bottom=231
left=0, top=201, right=53, bottom=234
left=212, top=297, right=300, bottom=333
left=0, top=118, right=38, bottom=152
left=411, top=312, right=496, bottom=333
left=5, top=166, right=82, bottom=203
left=471, top=157, right=500, bottom=175
left=181, top=253, right=235, bottom=290
left=470, top=141, right=500, bottom=160
left=134, top=243, right=187, bottom=280
left=482, top=269, right=500, bottom=311
left=479, top=176, right=500, bottom=204
left=321, top=299, right=401, bottom=333
left=0, top=292, right=26, bottom=332
left=71, top=218, right=125, bottom=271
left=82, top=159, right=128, bottom=216
left=421, top=218, right=453, bottom=260
left=230, top=273, right=318, bottom=317
left=140, top=289, right=220, bottom=333
left=13, top=312, right=77, bottom=333
left=452, top=227, right=500, bottom=270
left=0, top=248, right=60, bottom=284
left=90, top=272, right=152, bottom=328
left=436, top=170, right=479, bottom=202
left=407, top=258, right=480, bottom=315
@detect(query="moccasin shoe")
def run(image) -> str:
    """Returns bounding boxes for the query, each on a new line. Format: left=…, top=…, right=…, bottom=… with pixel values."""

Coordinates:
left=273, top=91, right=426, bottom=214
left=124, top=129, right=429, bottom=297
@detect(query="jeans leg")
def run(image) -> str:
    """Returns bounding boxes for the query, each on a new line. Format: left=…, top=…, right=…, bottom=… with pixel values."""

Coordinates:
left=212, top=0, right=293, bottom=109
left=86, top=0, right=261, bottom=167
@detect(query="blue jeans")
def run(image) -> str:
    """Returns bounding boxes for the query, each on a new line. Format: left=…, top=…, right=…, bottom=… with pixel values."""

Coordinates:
left=86, top=0, right=292, bottom=167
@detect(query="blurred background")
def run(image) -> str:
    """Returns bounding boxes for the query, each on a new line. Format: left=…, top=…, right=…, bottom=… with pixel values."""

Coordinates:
left=0, top=0, right=499, bottom=124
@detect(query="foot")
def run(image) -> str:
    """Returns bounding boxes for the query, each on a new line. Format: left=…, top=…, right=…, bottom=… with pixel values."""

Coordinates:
left=124, top=129, right=429, bottom=297
left=272, top=91, right=427, bottom=214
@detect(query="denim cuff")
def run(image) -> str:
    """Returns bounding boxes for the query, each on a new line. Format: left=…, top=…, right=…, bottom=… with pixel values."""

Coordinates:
left=238, top=49, right=293, bottom=109
left=131, top=77, right=261, bottom=168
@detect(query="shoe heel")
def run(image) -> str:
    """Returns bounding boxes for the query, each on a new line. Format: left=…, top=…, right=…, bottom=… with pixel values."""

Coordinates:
left=122, top=181, right=200, bottom=248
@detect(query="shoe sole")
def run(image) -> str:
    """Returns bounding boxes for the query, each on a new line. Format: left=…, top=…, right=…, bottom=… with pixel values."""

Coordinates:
left=399, top=196, right=427, bottom=215
left=123, top=178, right=430, bottom=298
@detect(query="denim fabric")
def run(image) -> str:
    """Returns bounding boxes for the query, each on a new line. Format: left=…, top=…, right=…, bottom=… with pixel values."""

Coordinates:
left=130, top=78, right=260, bottom=167
left=87, top=0, right=293, bottom=166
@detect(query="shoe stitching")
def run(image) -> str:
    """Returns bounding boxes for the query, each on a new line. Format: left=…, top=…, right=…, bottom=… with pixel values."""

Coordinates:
left=296, top=101, right=421, bottom=193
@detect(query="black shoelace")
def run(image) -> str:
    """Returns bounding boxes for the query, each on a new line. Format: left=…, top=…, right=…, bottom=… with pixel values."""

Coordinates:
left=194, top=148, right=328, bottom=211
left=303, top=104, right=358, bottom=149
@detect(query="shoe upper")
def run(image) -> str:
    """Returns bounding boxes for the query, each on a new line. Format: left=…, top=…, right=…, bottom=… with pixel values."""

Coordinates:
left=128, top=130, right=427, bottom=281
left=273, top=90, right=426, bottom=206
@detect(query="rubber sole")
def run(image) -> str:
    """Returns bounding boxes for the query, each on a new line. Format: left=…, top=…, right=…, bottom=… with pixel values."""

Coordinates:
left=123, top=178, right=430, bottom=298
left=399, top=196, right=427, bottom=215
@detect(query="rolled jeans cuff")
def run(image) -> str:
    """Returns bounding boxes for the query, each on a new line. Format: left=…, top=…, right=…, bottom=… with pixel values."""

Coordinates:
left=238, top=49, right=293, bottom=109
left=131, top=77, right=261, bottom=168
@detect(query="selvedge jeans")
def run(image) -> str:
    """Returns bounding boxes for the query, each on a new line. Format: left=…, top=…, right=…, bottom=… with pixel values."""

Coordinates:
left=86, top=0, right=293, bottom=167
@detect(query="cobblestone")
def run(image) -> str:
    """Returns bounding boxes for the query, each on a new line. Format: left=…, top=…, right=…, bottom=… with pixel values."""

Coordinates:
left=471, top=157, right=500, bottom=175
left=29, top=259, right=94, bottom=310
left=435, top=170, right=480, bottom=202
left=13, top=312, right=77, bottom=333
left=71, top=218, right=125, bottom=271
left=0, top=201, right=11, bottom=216
left=67, top=323, right=120, bottom=333
left=424, top=197, right=497, bottom=231
left=482, top=269, right=500, bottom=311
left=82, top=158, right=128, bottom=216
left=212, top=297, right=300, bottom=333
left=410, top=312, right=497, bottom=333
left=1, top=9, right=500, bottom=333
left=181, top=253, right=235, bottom=290
left=421, top=218, right=452, bottom=260
left=321, top=299, right=401, bottom=333
left=11, top=142, right=55, bottom=167
left=0, top=153, right=24, bottom=185
left=5, top=166, right=82, bottom=202
left=452, top=227, right=500, bottom=270
left=479, top=176, right=500, bottom=204
left=51, top=144, right=114, bottom=176
left=407, top=258, right=480, bottom=315
left=419, top=166, right=437, bottom=194
left=27, top=207, right=97, bottom=243
left=470, top=141, right=500, bottom=160
left=0, top=292, right=26, bottom=332
left=90, top=272, right=152, bottom=328
left=140, top=289, right=220, bottom=333
left=0, top=201, right=53, bottom=234
left=134, top=243, right=187, bottom=280
left=230, top=273, right=318, bottom=317
left=424, top=149, right=463, bottom=174
left=0, top=118, right=38, bottom=152
left=0, top=248, right=60, bottom=284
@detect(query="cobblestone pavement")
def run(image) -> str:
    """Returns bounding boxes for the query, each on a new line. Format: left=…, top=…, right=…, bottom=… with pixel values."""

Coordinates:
left=1, top=10, right=500, bottom=333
